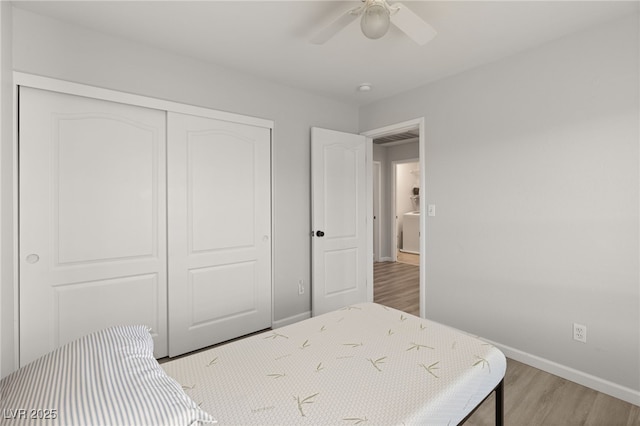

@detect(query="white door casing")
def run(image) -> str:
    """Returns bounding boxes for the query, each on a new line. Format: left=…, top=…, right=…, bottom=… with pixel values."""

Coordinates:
left=167, top=112, right=272, bottom=357
left=19, top=87, right=168, bottom=366
left=373, top=161, right=382, bottom=262
left=311, top=127, right=372, bottom=316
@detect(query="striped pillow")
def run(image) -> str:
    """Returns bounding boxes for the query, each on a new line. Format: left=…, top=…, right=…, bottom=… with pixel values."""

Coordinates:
left=0, top=325, right=216, bottom=425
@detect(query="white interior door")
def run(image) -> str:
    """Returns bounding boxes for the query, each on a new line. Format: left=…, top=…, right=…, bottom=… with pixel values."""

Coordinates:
left=311, top=127, right=372, bottom=316
left=19, top=87, right=167, bottom=366
left=168, top=112, right=271, bottom=357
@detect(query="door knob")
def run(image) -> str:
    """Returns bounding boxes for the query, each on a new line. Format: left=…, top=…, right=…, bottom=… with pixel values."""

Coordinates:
left=316, top=230, right=325, bottom=237
left=26, top=254, right=40, bottom=264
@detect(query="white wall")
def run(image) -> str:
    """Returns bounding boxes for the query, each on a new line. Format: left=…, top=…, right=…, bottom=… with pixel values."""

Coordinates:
left=361, top=14, right=640, bottom=402
left=0, top=1, right=14, bottom=378
left=2, top=7, right=359, bottom=373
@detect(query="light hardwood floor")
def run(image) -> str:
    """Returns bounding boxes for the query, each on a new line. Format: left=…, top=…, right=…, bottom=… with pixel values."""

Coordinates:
left=374, top=260, right=420, bottom=316
left=464, top=358, right=640, bottom=426
left=373, top=261, right=640, bottom=425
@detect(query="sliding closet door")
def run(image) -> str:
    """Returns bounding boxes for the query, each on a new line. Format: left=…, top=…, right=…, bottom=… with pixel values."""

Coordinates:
left=19, top=87, right=168, bottom=366
left=168, top=112, right=271, bottom=357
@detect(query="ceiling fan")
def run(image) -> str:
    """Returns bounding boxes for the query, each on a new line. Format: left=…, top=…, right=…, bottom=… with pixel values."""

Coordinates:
left=310, top=0, right=437, bottom=45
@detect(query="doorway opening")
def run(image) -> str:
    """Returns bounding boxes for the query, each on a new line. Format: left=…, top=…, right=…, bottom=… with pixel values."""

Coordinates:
left=362, top=119, right=425, bottom=318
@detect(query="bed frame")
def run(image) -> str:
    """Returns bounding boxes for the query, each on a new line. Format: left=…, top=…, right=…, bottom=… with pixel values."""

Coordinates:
left=460, top=379, right=504, bottom=425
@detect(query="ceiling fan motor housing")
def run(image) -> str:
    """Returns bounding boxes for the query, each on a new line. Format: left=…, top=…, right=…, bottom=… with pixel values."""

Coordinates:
left=361, top=2, right=392, bottom=39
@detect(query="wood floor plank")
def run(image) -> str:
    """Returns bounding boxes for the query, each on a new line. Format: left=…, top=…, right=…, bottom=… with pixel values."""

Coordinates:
left=505, top=366, right=561, bottom=425
left=585, top=392, right=639, bottom=426
left=373, top=261, right=419, bottom=316
left=539, top=377, right=597, bottom=425
left=627, top=404, right=640, bottom=426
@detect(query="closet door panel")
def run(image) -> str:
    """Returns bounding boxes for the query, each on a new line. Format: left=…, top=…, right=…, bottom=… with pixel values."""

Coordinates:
left=19, top=87, right=167, bottom=366
left=55, top=274, right=161, bottom=344
left=189, top=263, right=257, bottom=325
left=168, top=112, right=271, bottom=357
left=56, top=118, right=157, bottom=262
left=189, top=135, right=256, bottom=251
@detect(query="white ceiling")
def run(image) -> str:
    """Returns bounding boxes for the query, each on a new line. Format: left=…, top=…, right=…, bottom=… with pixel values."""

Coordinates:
left=12, top=1, right=640, bottom=106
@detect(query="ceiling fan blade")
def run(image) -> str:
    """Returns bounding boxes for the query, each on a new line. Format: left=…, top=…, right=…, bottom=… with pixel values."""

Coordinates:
left=310, top=7, right=361, bottom=45
left=391, top=2, right=437, bottom=46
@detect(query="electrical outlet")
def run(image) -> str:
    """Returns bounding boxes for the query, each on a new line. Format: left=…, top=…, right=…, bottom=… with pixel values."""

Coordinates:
left=298, top=280, right=305, bottom=295
left=573, top=323, right=587, bottom=343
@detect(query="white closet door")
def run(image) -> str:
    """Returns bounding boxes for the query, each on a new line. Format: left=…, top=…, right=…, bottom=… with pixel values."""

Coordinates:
left=168, top=112, right=271, bottom=357
left=19, top=87, right=168, bottom=366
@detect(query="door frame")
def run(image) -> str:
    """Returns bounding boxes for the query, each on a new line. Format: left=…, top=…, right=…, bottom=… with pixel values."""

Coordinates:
left=372, top=161, right=382, bottom=263
left=11, top=72, right=276, bottom=365
left=361, top=118, right=426, bottom=318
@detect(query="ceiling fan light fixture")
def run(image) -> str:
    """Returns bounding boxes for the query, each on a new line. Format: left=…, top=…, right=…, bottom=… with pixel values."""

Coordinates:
left=360, top=3, right=390, bottom=39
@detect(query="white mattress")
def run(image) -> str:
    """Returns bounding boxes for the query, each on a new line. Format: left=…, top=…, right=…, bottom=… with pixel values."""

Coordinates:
left=162, top=303, right=506, bottom=425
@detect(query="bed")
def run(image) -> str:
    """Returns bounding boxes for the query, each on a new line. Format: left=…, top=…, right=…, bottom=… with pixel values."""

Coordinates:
left=1, top=303, right=505, bottom=426
left=163, top=302, right=506, bottom=425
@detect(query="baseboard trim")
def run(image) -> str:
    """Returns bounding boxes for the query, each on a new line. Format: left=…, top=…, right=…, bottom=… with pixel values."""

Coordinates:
left=378, top=257, right=393, bottom=262
left=486, top=339, right=640, bottom=406
left=272, top=311, right=311, bottom=329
